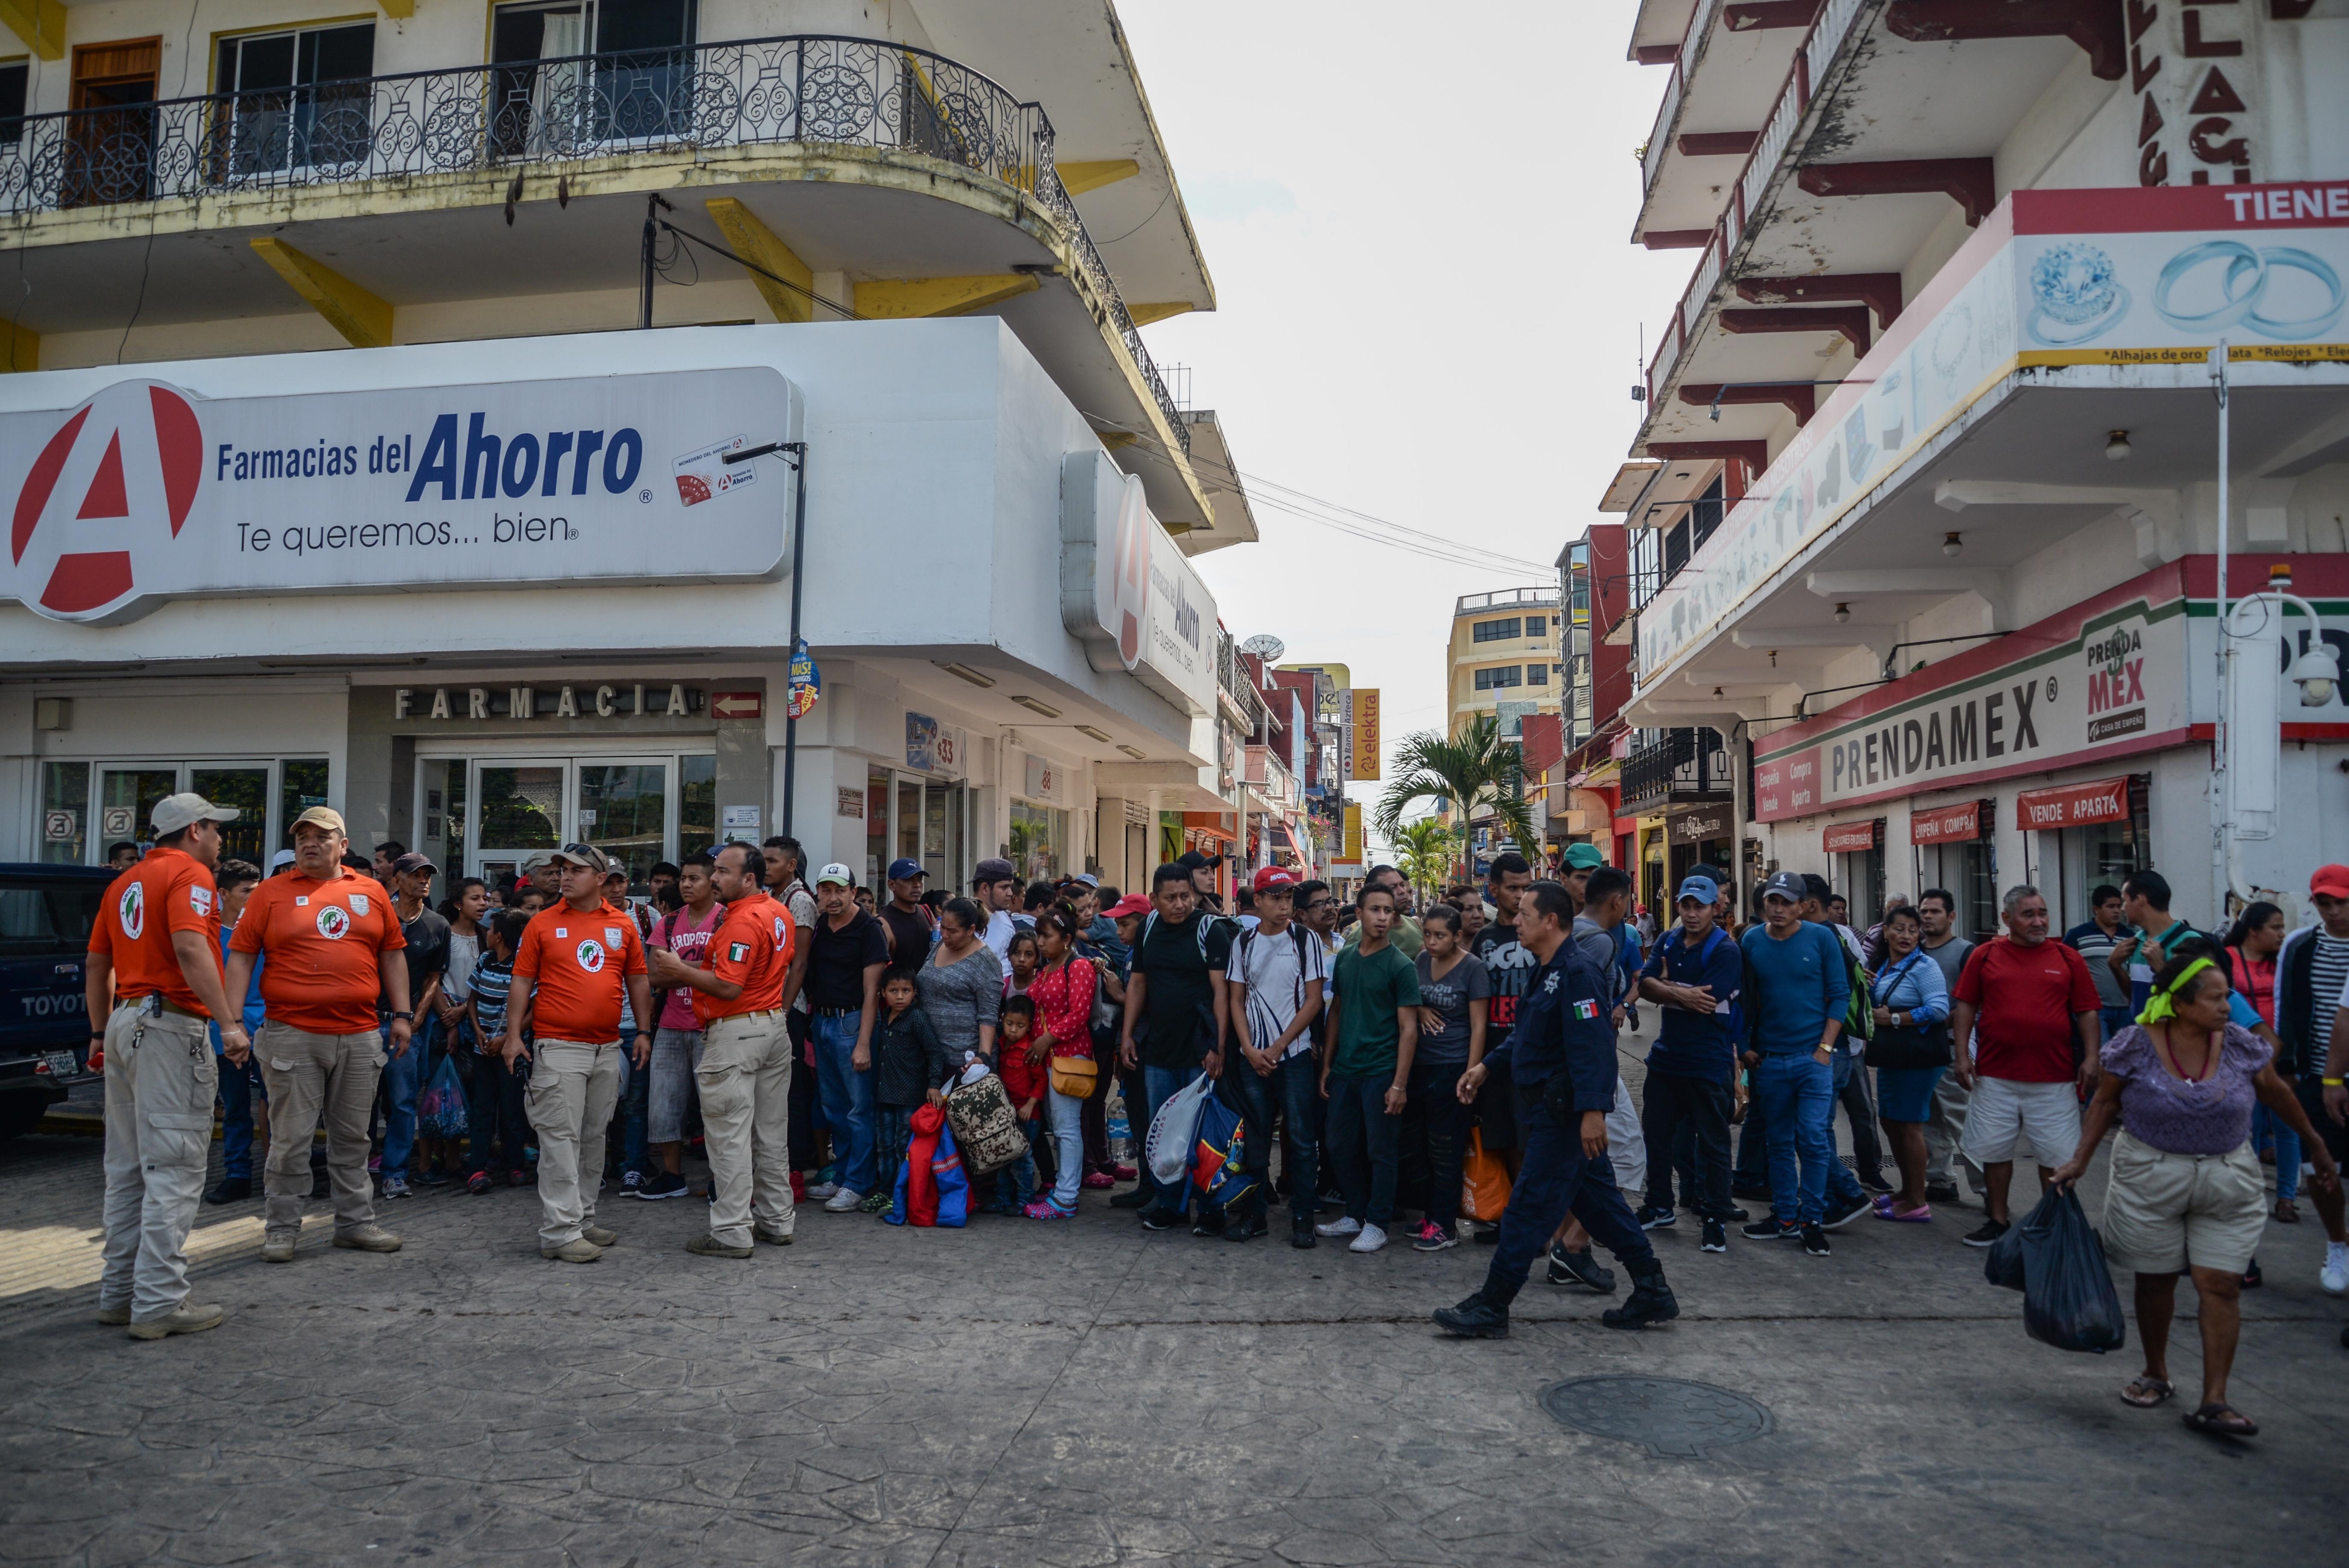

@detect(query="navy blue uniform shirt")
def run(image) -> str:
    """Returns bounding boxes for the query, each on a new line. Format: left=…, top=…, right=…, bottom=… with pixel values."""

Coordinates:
left=1484, top=940, right=1620, bottom=1115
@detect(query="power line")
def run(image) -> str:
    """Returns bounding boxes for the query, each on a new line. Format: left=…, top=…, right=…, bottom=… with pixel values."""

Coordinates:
left=1085, top=413, right=1559, bottom=576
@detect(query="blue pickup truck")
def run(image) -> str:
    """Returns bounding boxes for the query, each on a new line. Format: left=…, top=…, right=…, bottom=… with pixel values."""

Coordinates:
left=0, top=864, right=111, bottom=1140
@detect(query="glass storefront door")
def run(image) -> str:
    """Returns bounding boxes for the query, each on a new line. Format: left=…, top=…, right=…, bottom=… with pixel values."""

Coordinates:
left=188, top=766, right=270, bottom=866
left=472, top=760, right=565, bottom=889
left=438, top=753, right=711, bottom=894
left=576, top=760, right=667, bottom=891
left=97, top=768, right=176, bottom=854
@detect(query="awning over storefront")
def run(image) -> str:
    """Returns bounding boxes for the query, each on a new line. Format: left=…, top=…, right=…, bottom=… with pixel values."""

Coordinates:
left=1824, top=818, right=1882, bottom=854
left=1911, top=800, right=1992, bottom=845
left=2015, top=777, right=2130, bottom=830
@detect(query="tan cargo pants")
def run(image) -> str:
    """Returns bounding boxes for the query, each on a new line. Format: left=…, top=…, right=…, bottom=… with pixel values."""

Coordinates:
left=97, top=1003, right=216, bottom=1324
left=698, top=1010, right=794, bottom=1250
left=255, top=1023, right=384, bottom=1241
left=526, top=1038, right=620, bottom=1249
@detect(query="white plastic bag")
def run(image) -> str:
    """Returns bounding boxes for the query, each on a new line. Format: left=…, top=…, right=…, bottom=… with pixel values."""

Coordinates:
left=1143, top=1073, right=1214, bottom=1186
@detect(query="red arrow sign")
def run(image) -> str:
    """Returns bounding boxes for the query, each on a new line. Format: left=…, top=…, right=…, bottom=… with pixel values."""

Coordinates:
left=710, top=690, right=762, bottom=720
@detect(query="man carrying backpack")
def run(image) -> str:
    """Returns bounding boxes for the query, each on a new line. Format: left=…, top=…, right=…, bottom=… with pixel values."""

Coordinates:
left=1636, top=874, right=1745, bottom=1253
left=1120, top=863, right=1236, bottom=1234
left=1223, top=867, right=1328, bottom=1247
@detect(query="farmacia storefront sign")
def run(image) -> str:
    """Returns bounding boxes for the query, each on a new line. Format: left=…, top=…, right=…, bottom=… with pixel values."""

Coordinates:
left=2, top=366, right=795, bottom=624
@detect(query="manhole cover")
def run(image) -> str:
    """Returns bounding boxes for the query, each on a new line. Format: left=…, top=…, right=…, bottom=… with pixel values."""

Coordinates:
left=1537, top=1376, right=1773, bottom=1459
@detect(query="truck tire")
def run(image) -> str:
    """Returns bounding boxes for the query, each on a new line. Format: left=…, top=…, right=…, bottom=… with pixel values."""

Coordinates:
left=0, top=1089, right=62, bottom=1141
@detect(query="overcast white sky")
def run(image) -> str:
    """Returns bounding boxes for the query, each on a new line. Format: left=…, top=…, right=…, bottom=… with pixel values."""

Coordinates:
left=1119, top=0, right=1688, bottom=848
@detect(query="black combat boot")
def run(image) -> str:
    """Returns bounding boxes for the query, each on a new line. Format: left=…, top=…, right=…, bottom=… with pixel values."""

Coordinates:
left=1601, top=1262, right=1681, bottom=1330
left=1434, top=1267, right=1524, bottom=1339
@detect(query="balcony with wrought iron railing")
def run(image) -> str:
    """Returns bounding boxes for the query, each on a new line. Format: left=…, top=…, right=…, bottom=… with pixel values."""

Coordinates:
left=0, top=32, right=1189, bottom=449
left=1620, top=726, right=1731, bottom=814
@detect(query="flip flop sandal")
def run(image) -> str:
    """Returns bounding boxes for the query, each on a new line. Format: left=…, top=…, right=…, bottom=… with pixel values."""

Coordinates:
left=2120, top=1376, right=2173, bottom=1408
left=2184, top=1403, right=2257, bottom=1437
left=1874, top=1203, right=1933, bottom=1222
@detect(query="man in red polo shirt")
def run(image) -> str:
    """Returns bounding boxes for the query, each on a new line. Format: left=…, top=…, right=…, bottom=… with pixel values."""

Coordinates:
left=650, top=842, right=795, bottom=1257
left=227, top=806, right=410, bottom=1264
left=505, top=843, right=652, bottom=1263
left=86, top=792, right=246, bottom=1340
left=1949, top=883, right=2103, bottom=1250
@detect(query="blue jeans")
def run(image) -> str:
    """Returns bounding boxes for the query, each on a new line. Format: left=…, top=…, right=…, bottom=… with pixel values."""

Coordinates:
left=1325, top=1074, right=1402, bottom=1226
left=1753, top=1052, right=1838, bottom=1226
left=214, top=1051, right=267, bottom=1180
left=2255, top=1104, right=2302, bottom=1202
left=810, top=1010, right=879, bottom=1195
left=2100, top=1006, right=2134, bottom=1047
left=1491, top=1097, right=1656, bottom=1292
left=617, top=1043, right=650, bottom=1180
left=1047, top=1087, right=1084, bottom=1210
left=996, top=1118, right=1041, bottom=1208
left=378, top=1014, right=435, bottom=1175
left=1142, top=1063, right=1204, bottom=1217
left=1825, top=1052, right=1869, bottom=1204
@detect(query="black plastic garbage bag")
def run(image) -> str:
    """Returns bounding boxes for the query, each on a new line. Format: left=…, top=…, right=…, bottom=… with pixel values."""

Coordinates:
left=2016, top=1186, right=2127, bottom=1354
left=1983, top=1212, right=2028, bottom=1292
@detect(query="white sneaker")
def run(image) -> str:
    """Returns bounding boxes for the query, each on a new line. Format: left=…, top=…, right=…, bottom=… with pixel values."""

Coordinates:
left=823, top=1188, right=863, bottom=1213
left=1348, top=1223, right=1388, bottom=1254
left=805, top=1181, right=840, bottom=1202
left=1314, top=1216, right=1362, bottom=1239
left=2323, top=1241, right=2349, bottom=1296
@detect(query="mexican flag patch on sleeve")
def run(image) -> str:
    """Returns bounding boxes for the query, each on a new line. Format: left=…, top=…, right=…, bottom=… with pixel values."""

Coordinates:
left=1571, top=999, right=1601, bottom=1021
left=728, top=941, right=750, bottom=963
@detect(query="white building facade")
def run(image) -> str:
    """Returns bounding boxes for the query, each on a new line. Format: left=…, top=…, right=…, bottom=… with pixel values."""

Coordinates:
left=0, top=319, right=1228, bottom=892
left=1618, top=0, right=2349, bottom=934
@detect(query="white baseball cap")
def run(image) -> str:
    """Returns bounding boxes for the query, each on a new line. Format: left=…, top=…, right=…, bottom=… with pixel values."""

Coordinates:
left=814, top=862, right=855, bottom=888
left=152, top=793, right=240, bottom=836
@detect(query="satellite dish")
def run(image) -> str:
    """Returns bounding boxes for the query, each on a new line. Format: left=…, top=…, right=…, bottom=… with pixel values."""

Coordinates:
left=1241, top=634, right=1286, bottom=661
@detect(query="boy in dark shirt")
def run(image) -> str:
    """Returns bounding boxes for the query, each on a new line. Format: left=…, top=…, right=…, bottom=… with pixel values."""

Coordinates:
left=872, top=973, right=951, bottom=1191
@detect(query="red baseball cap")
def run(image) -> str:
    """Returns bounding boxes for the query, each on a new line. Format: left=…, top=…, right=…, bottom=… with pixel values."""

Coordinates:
left=1104, top=893, right=1151, bottom=920
left=1252, top=866, right=1300, bottom=893
left=2311, top=865, right=2349, bottom=900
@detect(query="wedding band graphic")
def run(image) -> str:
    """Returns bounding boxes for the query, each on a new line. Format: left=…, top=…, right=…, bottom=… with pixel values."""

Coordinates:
left=2027, top=243, right=2130, bottom=346
left=2154, top=239, right=2345, bottom=340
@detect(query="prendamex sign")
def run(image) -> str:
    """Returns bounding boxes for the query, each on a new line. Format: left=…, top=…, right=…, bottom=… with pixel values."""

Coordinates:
left=1, top=367, right=795, bottom=624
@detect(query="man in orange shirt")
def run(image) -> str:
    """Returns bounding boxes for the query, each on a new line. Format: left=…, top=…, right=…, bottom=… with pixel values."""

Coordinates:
left=650, top=841, right=795, bottom=1257
left=226, top=806, right=410, bottom=1263
left=86, top=792, right=246, bottom=1340
left=504, top=843, right=652, bottom=1263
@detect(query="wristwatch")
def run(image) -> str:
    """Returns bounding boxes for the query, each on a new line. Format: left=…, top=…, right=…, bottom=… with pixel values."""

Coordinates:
left=390, top=1010, right=413, bottom=1021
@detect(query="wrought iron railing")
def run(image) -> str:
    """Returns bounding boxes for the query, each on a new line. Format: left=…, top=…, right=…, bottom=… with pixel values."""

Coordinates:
left=0, top=32, right=1187, bottom=449
left=1621, top=726, right=1728, bottom=812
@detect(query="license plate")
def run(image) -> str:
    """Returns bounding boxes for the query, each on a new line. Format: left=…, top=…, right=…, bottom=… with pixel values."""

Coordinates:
left=41, top=1051, right=78, bottom=1077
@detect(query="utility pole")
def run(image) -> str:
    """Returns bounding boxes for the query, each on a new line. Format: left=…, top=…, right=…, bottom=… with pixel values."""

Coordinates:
left=2209, top=340, right=2230, bottom=926
left=723, top=438, right=810, bottom=835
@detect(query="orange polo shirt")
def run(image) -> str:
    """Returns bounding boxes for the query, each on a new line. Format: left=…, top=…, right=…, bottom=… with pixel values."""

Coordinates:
left=89, top=847, right=221, bottom=1017
left=231, top=870, right=404, bottom=1033
left=695, top=890, right=794, bottom=1026
left=514, top=900, right=647, bottom=1043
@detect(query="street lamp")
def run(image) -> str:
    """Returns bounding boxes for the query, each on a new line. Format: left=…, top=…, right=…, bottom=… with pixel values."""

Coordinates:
left=2221, top=568, right=2339, bottom=901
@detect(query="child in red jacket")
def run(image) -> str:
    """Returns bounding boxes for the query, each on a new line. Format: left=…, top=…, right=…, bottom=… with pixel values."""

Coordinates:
left=988, top=996, right=1045, bottom=1213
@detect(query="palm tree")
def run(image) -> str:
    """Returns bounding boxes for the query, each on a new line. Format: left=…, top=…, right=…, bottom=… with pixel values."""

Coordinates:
left=1374, top=713, right=1537, bottom=868
left=1392, top=818, right=1459, bottom=903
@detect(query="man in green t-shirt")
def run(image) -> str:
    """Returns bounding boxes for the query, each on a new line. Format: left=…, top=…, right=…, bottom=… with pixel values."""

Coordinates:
left=1318, top=884, right=1422, bottom=1254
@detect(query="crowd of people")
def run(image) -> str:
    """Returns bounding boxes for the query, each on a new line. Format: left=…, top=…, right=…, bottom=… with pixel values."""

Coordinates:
left=82, top=790, right=2349, bottom=1434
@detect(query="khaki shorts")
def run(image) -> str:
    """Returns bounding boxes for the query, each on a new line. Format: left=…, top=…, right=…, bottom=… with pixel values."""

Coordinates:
left=2100, top=1130, right=2267, bottom=1276
left=1960, top=1074, right=2080, bottom=1168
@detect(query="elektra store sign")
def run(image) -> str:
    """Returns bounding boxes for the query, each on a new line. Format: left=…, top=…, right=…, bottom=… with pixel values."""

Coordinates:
left=1, top=366, right=796, bottom=624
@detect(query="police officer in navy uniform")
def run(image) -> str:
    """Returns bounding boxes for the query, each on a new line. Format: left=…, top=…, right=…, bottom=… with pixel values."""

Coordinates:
left=1435, top=880, right=1679, bottom=1337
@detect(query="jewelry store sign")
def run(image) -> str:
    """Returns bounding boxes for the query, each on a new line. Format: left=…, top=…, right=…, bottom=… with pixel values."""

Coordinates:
left=1638, top=182, right=2349, bottom=682
left=1, top=364, right=797, bottom=625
